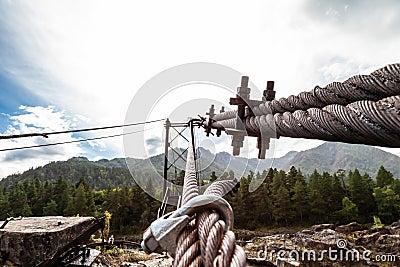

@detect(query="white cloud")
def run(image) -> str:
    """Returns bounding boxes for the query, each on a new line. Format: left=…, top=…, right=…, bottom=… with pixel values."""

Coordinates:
left=0, top=106, right=85, bottom=178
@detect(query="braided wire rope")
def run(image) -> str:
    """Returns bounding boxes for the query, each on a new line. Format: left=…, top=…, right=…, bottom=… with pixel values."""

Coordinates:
left=174, top=147, right=246, bottom=267
left=212, top=63, right=400, bottom=121
left=211, top=95, right=400, bottom=147
left=208, top=64, right=400, bottom=148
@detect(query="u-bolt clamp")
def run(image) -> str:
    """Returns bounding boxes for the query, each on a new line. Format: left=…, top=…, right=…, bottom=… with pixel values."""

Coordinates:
left=141, top=195, right=233, bottom=257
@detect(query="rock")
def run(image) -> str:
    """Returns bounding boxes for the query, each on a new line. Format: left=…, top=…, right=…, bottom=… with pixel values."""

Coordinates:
left=335, top=222, right=367, bottom=234
left=121, top=262, right=145, bottom=267
left=243, top=222, right=400, bottom=266
left=371, top=226, right=393, bottom=235
left=276, top=258, right=300, bottom=266
left=0, top=216, right=100, bottom=267
left=300, top=229, right=313, bottom=235
left=138, top=257, right=173, bottom=267
left=389, top=220, right=400, bottom=231
left=376, top=234, right=400, bottom=245
left=310, top=223, right=335, bottom=232
left=355, top=232, right=381, bottom=246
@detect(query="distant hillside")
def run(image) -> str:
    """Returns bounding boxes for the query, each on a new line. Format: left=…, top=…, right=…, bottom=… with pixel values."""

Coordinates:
left=0, top=157, right=135, bottom=190
left=284, top=142, right=400, bottom=178
left=1, top=142, right=399, bottom=189
left=94, top=147, right=296, bottom=180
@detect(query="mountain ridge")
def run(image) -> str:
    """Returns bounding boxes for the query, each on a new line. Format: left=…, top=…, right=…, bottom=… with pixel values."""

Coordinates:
left=1, top=142, right=399, bottom=189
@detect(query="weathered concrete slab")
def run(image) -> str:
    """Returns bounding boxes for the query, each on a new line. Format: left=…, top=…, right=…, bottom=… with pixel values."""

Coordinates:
left=0, top=216, right=99, bottom=267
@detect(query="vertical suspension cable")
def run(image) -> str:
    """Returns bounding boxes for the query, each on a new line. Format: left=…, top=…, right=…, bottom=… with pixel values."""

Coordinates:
left=174, top=131, right=246, bottom=267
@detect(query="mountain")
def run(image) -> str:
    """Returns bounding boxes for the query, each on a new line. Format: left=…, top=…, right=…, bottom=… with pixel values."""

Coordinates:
left=94, top=147, right=296, bottom=180
left=0, top=157, right=136, bottom=190
left=283, top=142, right=400, bottom=178
left=1, top=142, right=399, bottom=189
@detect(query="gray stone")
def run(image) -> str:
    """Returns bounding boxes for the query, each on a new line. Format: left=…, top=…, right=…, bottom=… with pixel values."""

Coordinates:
left=0, top=216, right=98, bottom=266
left=335, top=222, right=367, bottom=234
left=310, top=224, right=334, bottom=232
left=121, top=262, right=145, bottom=267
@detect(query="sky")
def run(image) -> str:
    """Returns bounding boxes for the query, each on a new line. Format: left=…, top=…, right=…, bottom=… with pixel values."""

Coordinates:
left=0, top=0, right=400, bottom=178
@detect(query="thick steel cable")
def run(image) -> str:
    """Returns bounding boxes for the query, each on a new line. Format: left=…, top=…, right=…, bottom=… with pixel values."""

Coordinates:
left=174, top=145, right=246, bottom=267
left=181, top=147, right=199, bottom=206
left=210, top=95, right=400, bottom=148
left=213, top=63, right=400, bottom=121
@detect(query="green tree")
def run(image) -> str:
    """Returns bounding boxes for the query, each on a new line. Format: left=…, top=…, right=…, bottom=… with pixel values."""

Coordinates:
left=230, top=175, right=255, bottom=229
left=329, top=173, right=346, bottom=218
left=43, top=200, right=58, bottom=215
left=75, top=183, right=90, bottom=216
left=64, top=182, right=95, bottom=216
left=374, top=187, right=400, bottom=223
left=336, top=197, right=359, bottom=224
left=8, top=182, right=32, bottom=217
left=272, top=186, right=292, bottom=226
left=64, top=196, right=75, bottom=216
left=392, top=178, right=400, bottom=196
left=23, top=179, right=38, bottom=214
left=31, top=179, right=45, bottom=216
left=271, top=170, right=286, bottom=193
left=0, top=188, right=10, bottom=219
left=286, top=166, right=298, bottom=191
left=53, top=177, right=70, bottom=215
left=308, top=170, right=328, bottom=223
left=376, top=166, right=394, bottom=188
left=254, top=169, right=274, bottom=225
left=348, top=170, right=376, bottom=223
left=292, top=179, right=309, bottom=223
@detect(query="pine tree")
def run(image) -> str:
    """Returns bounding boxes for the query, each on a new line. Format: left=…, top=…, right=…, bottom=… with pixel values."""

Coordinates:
left=53, top=177, right=70, bottom=215
left=376, top=166, right=394, bottom=188
left=336, top=197, right=359, bottom=224
left=31, top=178, right=45, bottom=216
left=272, top=186, right=292, bottom=226
left=271, top=170, right=292, bottom=225
left=252, top=170, right=274, bottom=225
left=348, top=170, right=377, bottom=223
left=8, top=182, right=32, bottom=217
left=292, top=179, right=309, bottom=223
left=329, top=173, right=346, bottom=218
left=231, top=176, right=251, bottom=228
left=286, top=166, right=298, bottom=191
left=308, top=170, right=328, bottom=223
left=43, top=200, right=58, bottom=215
left=374, top=187, right=400, bottom=224
left=23, top=179, right=38, bottom=213
left=392, top=178, right=400, bottom=196
left=64, top=196, right=75, bottom=216
left=76, top=183, right=89, bottom=215
left=0, top=188, right=10, bottom=219
left=271, top=170, right=286, bottom=193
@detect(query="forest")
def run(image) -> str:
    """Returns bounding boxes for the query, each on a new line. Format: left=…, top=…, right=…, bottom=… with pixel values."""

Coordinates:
left=0, top=165, right=399, bottom=234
